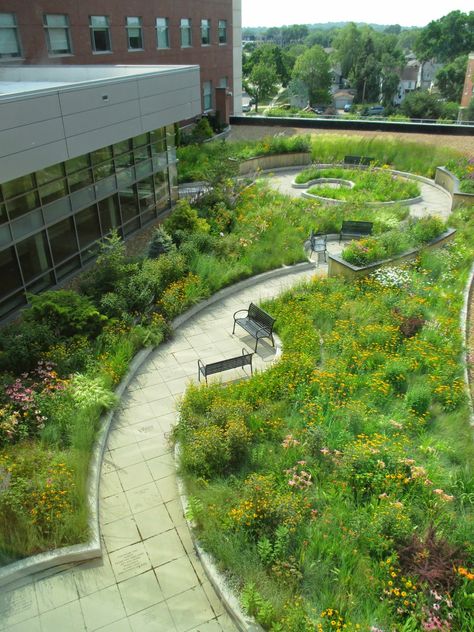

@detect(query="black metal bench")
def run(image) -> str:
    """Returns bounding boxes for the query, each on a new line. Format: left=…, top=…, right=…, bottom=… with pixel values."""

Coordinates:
left=232, top=303, right=276, bottom=352
left=340, top=220, right=373, bottom=242
left=198, top=348, right=253, bottom=384
left=344, top=155, right=374, bottom=166
left=309, top=230, right=327, bottom=262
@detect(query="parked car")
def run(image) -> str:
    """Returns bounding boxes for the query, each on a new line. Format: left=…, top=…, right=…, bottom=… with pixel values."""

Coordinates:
left=242, top=102, right=251, bottom=112
left=364, top=105, right=385, bottom=116
left=343, top=103, right=353, bottom=112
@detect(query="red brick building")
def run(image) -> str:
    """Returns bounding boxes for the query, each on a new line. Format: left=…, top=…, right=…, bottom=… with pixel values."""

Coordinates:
left=0, top=0, right=242, bottom=115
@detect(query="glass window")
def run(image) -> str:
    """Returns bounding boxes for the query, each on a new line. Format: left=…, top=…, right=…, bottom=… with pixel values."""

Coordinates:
left=68, top=167, right=93, bottom=193
left=134, top=144, right=150, bottom=164
left=48, top=217, right=78, bottom=264
left=113, top=139, right=131, bottom=156
left=6, top=191, right=40, bottom=220
left=133, top=133, right=148, bottom=148
left=2, top=174, right=35, bottom=200
left=0, top=13, right=22, bottom=58
left=150, top=128, right=166, bottom=154
left=65, top=155, right=90, bottom=174
left=98, top=195, right=120, bottom=234
left=90, top=15, right=111, bottom=53
left=137, top=177, right=155, bottom=211
left=156, top=18, right=169, bottom=49
left=115, top=152, right=134, bottom=170
left=16, top=232, right=52, bottom=283
left=218, top=19, right=227, bottom=44
left=203, top=81, right=212, bottom=111
left=43, top=14, right=72, bottom=55
left=180, top=18, right=192, bottom=47
left=0, top=247, right=22, bottom=298
left=219, top=76, right=228, bottom=88
left=119, top=184, right=138, bottom=223
left=39, top=178, right=68, bottom=205
left=91, top=146, right=112, bottom=165
left=75, top=205, right=101, bottom=250
left=0, top=203, right=7, bottom=225
left=92, top=161, right=114, bottom=181
left=36, top=164, right=65, bottom=186
left=201, top=19, right=211, bottom=45
left=126, top=16, right=143, bottom=50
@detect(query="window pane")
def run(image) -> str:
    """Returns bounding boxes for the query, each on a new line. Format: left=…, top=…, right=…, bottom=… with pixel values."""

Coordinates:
left=201, top=19, right=210, bottom=45
left=48, top=217, right=78, bottom=264
left=76, top=205, right=101, bottom=249
left=115, top=152, right=134, bottom=169
left=91, top=146, right=112, bottom=165
left=90, top=15, right=108, bottom=27
left=113, top=139, right=131, bottom=155
left=0, top=14, right=21, bottom=57
left=93, top=161, right=114, bottom=181
left=0, top=203, right=7, bottom=225
left=68, top=168, right=93, bottom=192
left=218, top=20, right=227, bottom=44
left=36, top=164, right=65, bottom=186
left=119, top=184, right=138, bottom=222
left=0, top=246, right=22, bottom=297
left=137, top=177, right=155, bottom=211
left=156, top=18, right=169, bottom=48
left=2, top=174, right=35, bottom=200
left=39, top=179, right=68, bottom=205
left=45, top=14, right=68, bottom=27
left=180, top=19, right=191, bottom=47
left=127, top=17, right=143, bottom=49
left=133, top=133, right=148, bottom=148
left=6, top=191, right=40, bottom=220
left=16, top=232, right=52, bottom=282
left=98, top=195, right=120, bottom=234
left=65, top=155, right=90, bottom=174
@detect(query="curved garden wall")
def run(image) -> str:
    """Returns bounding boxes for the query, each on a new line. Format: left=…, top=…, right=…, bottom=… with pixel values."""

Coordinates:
left=328, top=228, right=456, bottom=280
left=238, top=152, right=311, bottom=175
left=435, top=167, right=474, bottom=210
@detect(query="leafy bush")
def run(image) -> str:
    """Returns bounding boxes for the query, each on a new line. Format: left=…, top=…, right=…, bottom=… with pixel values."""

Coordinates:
left=0, top=320, right=57, bottom=374
left=164, top=199, right=210, bottom=245
left=79, top=231, right=128, bottom=302
left=24, top=290, right=107, bottom=339
left=157, top=273, right=210, bottom=320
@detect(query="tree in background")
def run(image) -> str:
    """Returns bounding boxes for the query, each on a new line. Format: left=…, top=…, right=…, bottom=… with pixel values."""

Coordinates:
left=243, top=43, right=292, bottom=87
left=400, top=91, right=443, bottom=119
left=333, top=23, right=362, bottom=78
left=292, top=45, right=331, bottom=106
left=350, top=33, right=381, bottom=102
left=436, top=55, right=469, bottom=102
left=414, top=10, right=474, bottom=62
left=246, top=62, right=278, bottom=112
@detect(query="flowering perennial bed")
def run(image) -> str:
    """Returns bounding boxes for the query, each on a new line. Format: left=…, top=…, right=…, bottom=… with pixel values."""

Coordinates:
left=175, top=228, right=474, bottom=631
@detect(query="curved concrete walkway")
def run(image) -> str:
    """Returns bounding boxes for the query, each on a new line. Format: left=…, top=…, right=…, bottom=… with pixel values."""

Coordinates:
left=0, top=267, right=317, bottom=632
left=263, top=169, right=452, bottom=220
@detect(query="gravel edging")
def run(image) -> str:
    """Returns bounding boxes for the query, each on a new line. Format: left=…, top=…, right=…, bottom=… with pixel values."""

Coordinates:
left=0, top=261, right=312, bottom=588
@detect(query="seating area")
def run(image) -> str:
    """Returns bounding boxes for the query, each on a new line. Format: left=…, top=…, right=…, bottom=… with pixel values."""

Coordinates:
left=232, top=302, right=276, bottom=352
left=198, top=348, right=253, bottom=384
left=344, top=155, right=375, bottom=166
left=339, top=220, right=373, bottom=242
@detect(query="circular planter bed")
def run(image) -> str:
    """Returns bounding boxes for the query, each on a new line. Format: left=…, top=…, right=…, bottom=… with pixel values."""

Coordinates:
left=293, top=166, right=422, bottom=206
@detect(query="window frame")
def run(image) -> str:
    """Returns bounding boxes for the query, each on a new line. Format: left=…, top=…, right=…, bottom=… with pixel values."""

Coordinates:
left=43, top=13, right=72, bottom=56
left=89, top=15, right=112, bottom=54
left=126, top=16, right=144, bottom=51
left=201, top=19, right=211, bottom=46
left=203, top=80, right=213, bottom=111
left=180, top=18, right=192, bottom=48
left=0, top=12, right=22, bottom=59
left=156, top=17, right=169, bottom=49
left=218, top=19, right=227, bottom=45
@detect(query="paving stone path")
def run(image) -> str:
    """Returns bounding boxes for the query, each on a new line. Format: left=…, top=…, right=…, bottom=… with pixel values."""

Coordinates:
left=0, top=171, right=452, bottom=632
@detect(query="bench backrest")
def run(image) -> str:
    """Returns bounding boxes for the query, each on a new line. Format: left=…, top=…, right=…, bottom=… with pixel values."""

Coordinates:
left=310, top=231, right=327, bottom=250
left=341, top=220, right=373, bottom=235
left=248, top=303, right=275, bottom=332
left=204, top=349, right=253, bottom=376
left=344, top=155, right=374, bottom=166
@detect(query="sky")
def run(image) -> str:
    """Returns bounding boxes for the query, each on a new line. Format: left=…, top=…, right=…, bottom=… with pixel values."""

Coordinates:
left=241, top=0, right=473, bottom=28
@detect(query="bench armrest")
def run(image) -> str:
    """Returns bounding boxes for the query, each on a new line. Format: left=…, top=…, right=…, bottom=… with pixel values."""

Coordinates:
left=233, top=308, right=249, bottom=319
left=198, top=359, right=206, bottom=372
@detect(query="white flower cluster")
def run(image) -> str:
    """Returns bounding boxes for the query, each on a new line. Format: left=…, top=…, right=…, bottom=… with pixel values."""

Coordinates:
left=371, top=266, right=411, bottom=289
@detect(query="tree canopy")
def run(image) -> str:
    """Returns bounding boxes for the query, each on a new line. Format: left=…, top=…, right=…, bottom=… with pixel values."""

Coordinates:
left=414, top=11, right=474, bottom=62
left=292, top=45, right=332, bottom=106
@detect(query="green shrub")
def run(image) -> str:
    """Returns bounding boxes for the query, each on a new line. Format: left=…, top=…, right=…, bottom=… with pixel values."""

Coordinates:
left=405, top=382, right=432, bottom=415
left=0, top=320, right=57, bottom=373
left=24, top=290, right=107, bottom=339
left=147, top=227, right=175, bottom=259
left=79, top=231, right=128, bottom=301
left=164, top=200, right=210, bottom=245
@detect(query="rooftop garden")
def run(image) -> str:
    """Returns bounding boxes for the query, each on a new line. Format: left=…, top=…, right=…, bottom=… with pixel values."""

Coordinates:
left=0, top=131, right=471, bottom=632
left=445, top=158, right=474, bottom=194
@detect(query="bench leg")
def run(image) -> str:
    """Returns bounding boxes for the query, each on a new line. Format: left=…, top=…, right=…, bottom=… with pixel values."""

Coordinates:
left=254, top=337, right=258, bottom=353
left=232, top=321, right=236, bottom=335
left=270, top=334, right=275, bottom=348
